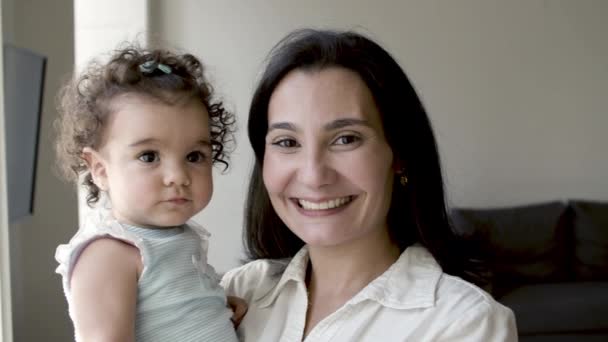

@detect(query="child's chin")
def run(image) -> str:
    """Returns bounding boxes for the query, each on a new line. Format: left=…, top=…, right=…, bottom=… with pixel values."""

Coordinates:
left=143, top=218, right=189, bottom=228
left=157, top=220, right=188, bottom=228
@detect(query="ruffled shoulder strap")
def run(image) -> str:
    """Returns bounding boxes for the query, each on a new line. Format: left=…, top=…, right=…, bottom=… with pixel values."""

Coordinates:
left=55, top=210, right=143, bottom=291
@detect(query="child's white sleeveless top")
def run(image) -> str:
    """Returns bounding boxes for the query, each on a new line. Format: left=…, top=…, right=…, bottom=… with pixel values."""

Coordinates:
left=55, top=211, right=238, bottom=342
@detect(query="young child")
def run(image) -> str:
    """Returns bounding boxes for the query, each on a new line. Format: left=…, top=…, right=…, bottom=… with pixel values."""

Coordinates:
left=54, top=46, right=241, bottom=341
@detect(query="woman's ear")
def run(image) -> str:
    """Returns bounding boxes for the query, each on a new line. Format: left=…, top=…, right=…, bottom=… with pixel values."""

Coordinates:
left=82, top=147, right=108, bottom=191
left=392, top=158, right=406, bottom=174
left=393, top=159, right=408, bottom=186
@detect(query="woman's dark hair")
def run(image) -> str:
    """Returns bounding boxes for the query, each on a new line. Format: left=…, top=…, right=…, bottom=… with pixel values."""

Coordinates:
left=55, top=45, right=235, bottom=206
left=244, top=29, right=486, bottom=285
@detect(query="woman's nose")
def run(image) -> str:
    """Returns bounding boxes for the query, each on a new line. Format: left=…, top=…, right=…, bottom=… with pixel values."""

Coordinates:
left=296, top=148, right=335, bottom=188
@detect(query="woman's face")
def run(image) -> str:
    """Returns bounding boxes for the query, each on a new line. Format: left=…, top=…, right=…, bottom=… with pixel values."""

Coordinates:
left=263, top=67, right=395, bottom=248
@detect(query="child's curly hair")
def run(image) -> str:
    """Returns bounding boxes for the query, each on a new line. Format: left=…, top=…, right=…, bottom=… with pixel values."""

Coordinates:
left=55, top=46, right=235, bottom=206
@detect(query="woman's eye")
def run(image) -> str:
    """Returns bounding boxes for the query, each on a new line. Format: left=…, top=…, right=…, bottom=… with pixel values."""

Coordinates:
left=272, top=138, right=299, bottom=148
left=138, top=151, right=159, bottom=163
left=334, top=135, right=360, bottom=145
left=186, top=151, right=206, bottom=163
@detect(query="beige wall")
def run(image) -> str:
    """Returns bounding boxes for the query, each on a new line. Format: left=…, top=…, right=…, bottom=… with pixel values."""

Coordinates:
left=2, top=0, right=76, bottom=340
left=149, top=0, right=608, bottom=272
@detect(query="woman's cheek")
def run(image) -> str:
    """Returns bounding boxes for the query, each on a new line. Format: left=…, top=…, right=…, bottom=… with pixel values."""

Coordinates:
left=262, top=152, right=284, bottom=194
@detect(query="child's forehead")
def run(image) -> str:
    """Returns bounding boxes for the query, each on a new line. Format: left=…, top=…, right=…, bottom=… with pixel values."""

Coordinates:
left=101, top=93, right=210, bottom=144
left=108, top=91, right=206, bottom=112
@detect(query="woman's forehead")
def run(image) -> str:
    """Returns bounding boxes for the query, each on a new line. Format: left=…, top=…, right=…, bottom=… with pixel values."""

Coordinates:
left=267, top=67, right=382, bottom=127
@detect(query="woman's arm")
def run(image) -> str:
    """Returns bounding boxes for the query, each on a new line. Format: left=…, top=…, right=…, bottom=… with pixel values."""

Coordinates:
left=70, top=238, right=141, bottom=342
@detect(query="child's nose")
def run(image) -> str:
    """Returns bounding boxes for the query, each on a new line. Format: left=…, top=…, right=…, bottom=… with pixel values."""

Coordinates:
left=163, top=163, right=190, bottom=187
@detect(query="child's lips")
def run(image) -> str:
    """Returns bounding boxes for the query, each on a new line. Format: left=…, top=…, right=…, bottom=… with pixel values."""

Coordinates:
left=166, top=198, right=190, bottom=204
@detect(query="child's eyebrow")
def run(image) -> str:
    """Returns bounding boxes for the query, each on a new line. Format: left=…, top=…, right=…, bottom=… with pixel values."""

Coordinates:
left=196, top=140, right=213, bottom=148
left=128, top=138, right=212, bottom=147
left=128, top=138, right=159, bottom=147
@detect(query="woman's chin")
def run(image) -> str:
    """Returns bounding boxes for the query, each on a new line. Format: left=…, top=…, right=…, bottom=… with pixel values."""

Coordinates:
left=295, top=230, right=353, bottom=249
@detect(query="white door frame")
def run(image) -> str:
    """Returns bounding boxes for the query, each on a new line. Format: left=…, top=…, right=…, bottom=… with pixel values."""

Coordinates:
left=0, top=0, right=15, bottom=339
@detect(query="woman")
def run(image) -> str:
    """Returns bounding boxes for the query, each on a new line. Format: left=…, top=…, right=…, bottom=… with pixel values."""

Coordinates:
left=222, top=29, right=517, bottom=341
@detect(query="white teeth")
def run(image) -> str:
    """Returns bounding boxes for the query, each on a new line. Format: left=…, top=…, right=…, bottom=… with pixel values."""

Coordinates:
left=298, top=196, right=352, bottom=210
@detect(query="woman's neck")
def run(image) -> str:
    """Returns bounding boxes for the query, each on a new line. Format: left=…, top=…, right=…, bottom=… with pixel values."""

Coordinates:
left=307, top=232, right=400, bottom=298
left=303, top=228, right=400, bottom=338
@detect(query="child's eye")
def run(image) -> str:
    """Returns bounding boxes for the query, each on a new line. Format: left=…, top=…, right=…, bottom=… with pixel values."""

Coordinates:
left=138, top=151, right=159, bottom=163
left=186, top=151, right=206, bottom=163
left=272, top=138, right=299, bottom=148
left=333, top=135, right=360, bottom=145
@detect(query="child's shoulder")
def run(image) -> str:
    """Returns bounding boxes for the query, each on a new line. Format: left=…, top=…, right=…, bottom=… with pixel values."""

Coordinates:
left=72, top=237, right=141, bottom=279
left=55, top=215, right=142, bottom=285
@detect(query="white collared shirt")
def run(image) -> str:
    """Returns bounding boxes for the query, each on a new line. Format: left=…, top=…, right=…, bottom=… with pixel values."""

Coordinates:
left=221, top=245, right=518, bottom=342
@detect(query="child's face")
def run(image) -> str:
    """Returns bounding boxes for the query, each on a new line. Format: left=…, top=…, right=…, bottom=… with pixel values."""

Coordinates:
left=86, top=94, right=213, bottom=228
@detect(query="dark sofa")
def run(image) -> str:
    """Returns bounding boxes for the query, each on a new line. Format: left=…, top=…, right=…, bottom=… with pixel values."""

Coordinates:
left=451, top=200, right=608, bottom=341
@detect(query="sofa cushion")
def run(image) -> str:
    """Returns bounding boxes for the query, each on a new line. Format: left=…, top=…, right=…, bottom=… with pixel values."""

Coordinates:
left=499, top=282, right=608, bottom=334
left=520, top=335, right=608, bottom=342
left=570, top=200, right=608, bottom=280
left=451, top=202, right=570, bottom=294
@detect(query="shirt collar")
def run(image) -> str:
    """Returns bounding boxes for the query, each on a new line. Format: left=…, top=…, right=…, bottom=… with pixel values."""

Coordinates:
left=257, top=247, right=309, bottom=308
left=352, top=245, right=442, bottom=309
left=257, top=244, right=442, bottom=310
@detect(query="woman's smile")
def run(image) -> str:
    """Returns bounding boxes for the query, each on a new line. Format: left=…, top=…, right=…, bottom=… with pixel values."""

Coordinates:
left=289, top=195, right=357, bottom=217
left=296, top=195, right=354, bottom=210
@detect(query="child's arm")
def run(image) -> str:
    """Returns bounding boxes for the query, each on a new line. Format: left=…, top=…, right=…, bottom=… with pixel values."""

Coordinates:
left=70, top=238, right=142, bottom=342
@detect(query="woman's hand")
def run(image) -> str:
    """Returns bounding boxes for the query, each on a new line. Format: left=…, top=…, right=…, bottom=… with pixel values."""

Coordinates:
left=227, top=295, right=248, bottom=328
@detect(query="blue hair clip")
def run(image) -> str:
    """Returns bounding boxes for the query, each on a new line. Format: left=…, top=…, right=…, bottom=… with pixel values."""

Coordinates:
left=156, top=63, right=172, bottom=74
left=139, top=60, right=172, bottom=74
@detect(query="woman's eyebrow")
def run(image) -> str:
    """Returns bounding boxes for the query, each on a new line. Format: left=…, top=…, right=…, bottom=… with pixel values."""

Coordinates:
left=267, top=118, right=371, bottom=133
left=324, top=118, right=371, bottom=130
left=267, top=122, right=297, bottom=133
